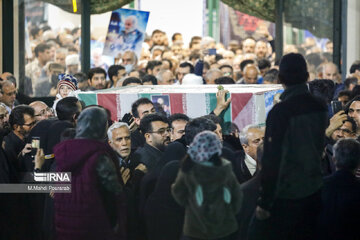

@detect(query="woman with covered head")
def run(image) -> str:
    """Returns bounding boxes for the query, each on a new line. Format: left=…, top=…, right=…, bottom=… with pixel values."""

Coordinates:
left=53, top=106, right=126, bottom=240
left=172, top=131, right=243, bottom=240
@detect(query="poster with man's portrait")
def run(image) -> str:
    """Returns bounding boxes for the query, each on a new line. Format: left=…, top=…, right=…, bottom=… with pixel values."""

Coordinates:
left=103, top=8, right=150, bottom=58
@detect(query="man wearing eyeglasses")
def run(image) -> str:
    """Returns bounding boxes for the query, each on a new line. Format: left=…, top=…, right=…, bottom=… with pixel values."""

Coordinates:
left=240, top=124, right=265, bottom=179
left=0, top=80, right=17, bottom=113
left=134, top=113, right=170, bottom=172
left=2, top=105, right=36, bottom=174
left=29, top=101, right=54, bottom=121
left=323, top=115, right=357, bottom=176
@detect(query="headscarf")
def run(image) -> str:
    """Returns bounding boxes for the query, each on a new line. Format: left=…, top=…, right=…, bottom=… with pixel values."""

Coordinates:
left=75, top=106, right=108, bottom=140
left=187, top=131, right=222, bottom=163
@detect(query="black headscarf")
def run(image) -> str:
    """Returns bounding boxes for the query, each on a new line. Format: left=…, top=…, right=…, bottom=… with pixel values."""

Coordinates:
left=75, top=106, right=108, bottom=140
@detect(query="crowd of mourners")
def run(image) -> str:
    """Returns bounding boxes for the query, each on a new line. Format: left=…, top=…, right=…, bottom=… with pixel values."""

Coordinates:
left=0, top=22, right=360, bottom=240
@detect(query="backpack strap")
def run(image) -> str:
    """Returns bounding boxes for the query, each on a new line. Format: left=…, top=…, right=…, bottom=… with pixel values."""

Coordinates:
left=195, top=184, right=203, bottom=207
left=223, top=187, right=231, bottom=204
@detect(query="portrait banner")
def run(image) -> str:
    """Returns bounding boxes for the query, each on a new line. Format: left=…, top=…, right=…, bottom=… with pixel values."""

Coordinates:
left=103, top=8, right=150, bottom=59
left=220, top=2, right=275, bottom=47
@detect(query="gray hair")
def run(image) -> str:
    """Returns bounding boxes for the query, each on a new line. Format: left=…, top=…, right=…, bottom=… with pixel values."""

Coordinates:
left=56, top=48, right=68, bottom=54
left=239, top=124, right=264, bottom=145
left=156, top=69, right=171, bottom=83
left=200, top=36, right=216, bottom=49
left=107, top=121, right=130, bottom=141
left=333, top=138, right=360, bottom=171
left=123, top=50, right=138, bottom=65
left=126, top=15, right=138, bottom=27
left=243, top=64, right=260, bottom=75
left=205, top=68, right=222, bottom=81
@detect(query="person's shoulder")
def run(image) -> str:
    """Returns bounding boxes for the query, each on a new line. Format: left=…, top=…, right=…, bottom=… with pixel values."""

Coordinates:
left=134, top=146, right=145, bottom=154
left=167, top=141, right=186, bottom=151
left=240, top=175, right=260, bottom=191
left=323, top=171, right=360, bottom=187
left=266, top=101, right=287, bottom=119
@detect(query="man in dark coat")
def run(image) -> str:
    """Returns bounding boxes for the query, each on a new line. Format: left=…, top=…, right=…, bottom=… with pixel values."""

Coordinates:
left=2, top=105, right=36, bottom=174
left=130, top=98, right=156, bottom=151
left=144, top=161, right=184, bottom=240
left=0, top=105, right=36, bottom=240
left=135, top=113, right=171, bottom=231
left=318, top=138, right=360, bottom=240
left=237, top=143, right=263, bottom=240
left=249, top=53, right=328, bottom=240
left=108, top=121, right=146, bottom=240
left=133, top=113, right=170, bottom=172
left=322, top=115, right=357, bottom=176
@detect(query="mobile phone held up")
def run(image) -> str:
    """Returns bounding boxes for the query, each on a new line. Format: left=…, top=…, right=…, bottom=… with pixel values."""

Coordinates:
left=31, top=136, right=40, bottom=157
left=331, top=100, right=343, bottom=114
left=208, top=48, right=217, bottom=56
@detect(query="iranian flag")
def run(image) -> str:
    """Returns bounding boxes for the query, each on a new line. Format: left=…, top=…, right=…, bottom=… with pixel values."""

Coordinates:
left=78, top=91, right=256, bottom=131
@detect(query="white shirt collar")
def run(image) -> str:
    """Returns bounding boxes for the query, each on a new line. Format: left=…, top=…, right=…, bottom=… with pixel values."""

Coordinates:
left=244, top=154, right=257, bottom=175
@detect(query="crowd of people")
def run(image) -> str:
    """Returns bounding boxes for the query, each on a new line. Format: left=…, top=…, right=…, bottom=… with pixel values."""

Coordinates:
left=0, top=22, right=359, bottom=240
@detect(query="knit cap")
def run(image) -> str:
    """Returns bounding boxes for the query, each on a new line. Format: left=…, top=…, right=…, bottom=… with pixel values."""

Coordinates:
left=57, top=74, right=78, bottom=91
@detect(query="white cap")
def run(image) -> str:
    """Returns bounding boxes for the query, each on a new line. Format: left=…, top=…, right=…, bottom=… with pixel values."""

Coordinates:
left=181, top=73, right=203, bottom=85
left=65, top=54, right=80, bottom=66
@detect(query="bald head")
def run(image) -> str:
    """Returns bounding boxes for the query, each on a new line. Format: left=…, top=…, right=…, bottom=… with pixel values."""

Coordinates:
left=322, top=62, right=339, bottom=83
left=243, top=65, right=259, bottom=84
left=255, top=40, right=268, bottom=59
left=0, top=80, right=16, bottom=107
left=205, top=69, right=223, bottom=84
left=243, top=38, right=256, bottom=54
left=29, top=101, right=52, bottom=121
left=223, top=50, right=235, bottom=64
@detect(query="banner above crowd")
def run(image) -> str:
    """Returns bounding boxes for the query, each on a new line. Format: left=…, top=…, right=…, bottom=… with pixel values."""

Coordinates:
left=103, top=9, right=150, bottom=59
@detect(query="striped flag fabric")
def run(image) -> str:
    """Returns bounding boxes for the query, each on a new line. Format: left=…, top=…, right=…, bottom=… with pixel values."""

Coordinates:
left=78, top=85, right=283, bottom=131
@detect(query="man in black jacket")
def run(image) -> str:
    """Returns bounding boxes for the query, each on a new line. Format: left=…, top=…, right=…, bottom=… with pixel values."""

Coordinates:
left=322, top=115, right=357, bottom=176
left=108, top=121, right=146, bottom=240
left=134, top=113, right=170, bottom=172
left=2, top=105, right=36, bottom=174
left=237, top=143, right=263, bottom=240
left=249, top=53, right=328, bottom=240
left=318, top=138, right=360, bottom=240
left=130, top=97, right=156, bottom=151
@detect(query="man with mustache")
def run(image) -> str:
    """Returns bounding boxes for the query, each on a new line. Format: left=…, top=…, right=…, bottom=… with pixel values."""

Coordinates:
left=134, top=113, right=170, bottom=172
left=107, top=121, right=147, bottom=240
left=0, top=103, right=10, bottom=142
left=2, top=105, right=36, bottom=174
left=87, top=67, right=107, bottom=90
left=117, top=15, right=144, bottom=53
left=108, top=121, right=146, bottom=183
